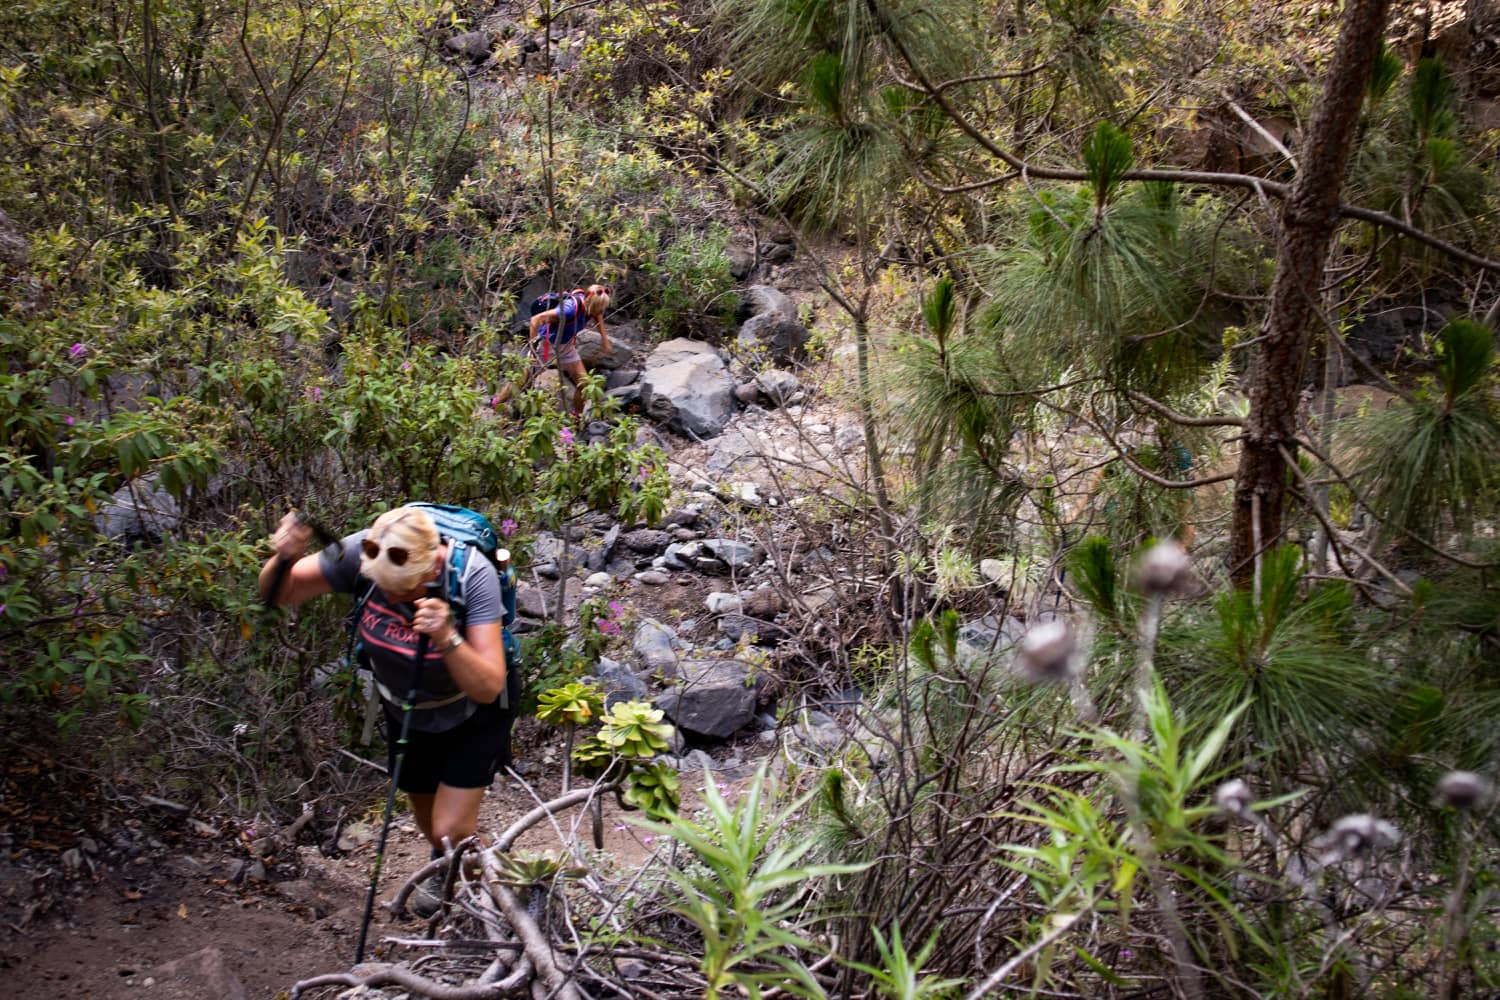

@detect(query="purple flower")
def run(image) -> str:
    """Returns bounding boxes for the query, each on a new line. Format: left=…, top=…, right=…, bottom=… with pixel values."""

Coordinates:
left=558, top=427, right=575, bottom=447
left=69, top=342, right=85, bottom=359
left=0, top=604, right=6, bottom=616
left=607, top=601, right=623, bottom=616
left=499, top=518, right=517, bottom=537
left=304, top=386, right=322, bottom=402
left=597, top=618, right=621, bottom=636
left=402, top=361, right=412, bottom=372
left=64, top=415, right=76, bottom=426
left=639, top=465, right=651, bottom=482
left=490, top=394, right=502, bottom=409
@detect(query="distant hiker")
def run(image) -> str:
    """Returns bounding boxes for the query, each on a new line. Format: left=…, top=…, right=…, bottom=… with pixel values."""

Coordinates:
left=527, top=283, right=612, bottom=416
left=258, top=506, right=519, bottom=898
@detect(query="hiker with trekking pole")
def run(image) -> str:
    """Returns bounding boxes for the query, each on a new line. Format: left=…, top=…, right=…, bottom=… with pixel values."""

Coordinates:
left=259, top=503, right=521, bottom=957
left=494, top=282, right=613, bottom=416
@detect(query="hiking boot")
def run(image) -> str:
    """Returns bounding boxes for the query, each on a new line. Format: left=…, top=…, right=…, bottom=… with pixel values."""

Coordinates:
left=409, top=871, right=447, bottom=918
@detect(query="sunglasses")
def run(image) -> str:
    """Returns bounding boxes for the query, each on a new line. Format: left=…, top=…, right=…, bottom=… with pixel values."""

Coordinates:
left=362, top=538, right=412, bottom=566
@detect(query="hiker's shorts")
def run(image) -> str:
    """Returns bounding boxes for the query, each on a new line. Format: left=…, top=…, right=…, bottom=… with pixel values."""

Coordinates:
left=554, top=339, right=582, bottom=366
left=384, top=672, right=521, bottom=792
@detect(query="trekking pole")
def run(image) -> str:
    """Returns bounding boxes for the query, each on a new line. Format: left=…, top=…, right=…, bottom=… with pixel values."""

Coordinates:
left=354, top=580, right=439, bottom=963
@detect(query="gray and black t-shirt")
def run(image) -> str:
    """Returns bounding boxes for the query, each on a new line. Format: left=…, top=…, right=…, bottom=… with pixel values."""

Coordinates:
left=320, top=530, right=501, bottom=733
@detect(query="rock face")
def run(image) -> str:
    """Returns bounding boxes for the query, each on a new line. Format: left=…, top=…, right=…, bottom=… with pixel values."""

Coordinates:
left=653, top=658, right=759, bottom=739
left=639, top=339, right=736, bottom=438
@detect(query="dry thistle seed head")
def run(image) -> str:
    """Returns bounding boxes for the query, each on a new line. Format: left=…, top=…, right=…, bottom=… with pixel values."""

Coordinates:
left=1315, top=813, right=1400, bottom=865
left=1136, top=540, right=1192, bottom=595
left=1017, top=619, right=1076, bottom=682
left=1436, top=770, right=1493, bottom=810
left=1215, top=778, right=1253, bottom=818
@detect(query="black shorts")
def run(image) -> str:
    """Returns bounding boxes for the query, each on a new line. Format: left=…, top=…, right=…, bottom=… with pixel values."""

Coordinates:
left=384, top=677, right=521, bottom=794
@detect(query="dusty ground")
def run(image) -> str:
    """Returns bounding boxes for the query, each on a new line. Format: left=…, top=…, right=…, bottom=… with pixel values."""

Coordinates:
left=1, top=724, right=751, bottom=1000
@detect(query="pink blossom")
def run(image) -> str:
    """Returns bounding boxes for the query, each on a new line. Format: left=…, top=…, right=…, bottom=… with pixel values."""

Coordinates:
left=499, top=518, right=518, bottom=536
left=558, top=427, right=575, bottom=447
left=304, top=386, right=322, bottom=402
left=607, top=601, right=623, bottom=616
left=64, top=415, right=76, bottom=426
left=69, top=343, right=85, bottom=359
left=597, top=617, right=621, bottom=636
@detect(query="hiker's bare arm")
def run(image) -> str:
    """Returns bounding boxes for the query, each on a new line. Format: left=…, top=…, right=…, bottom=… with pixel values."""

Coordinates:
left=414, top=599, right=506, bottom=703
left=597, top=316, right=610, bottom=352
left=259, top=511, right=335, bottom=607
left=528, top=308, right=559, bottom=341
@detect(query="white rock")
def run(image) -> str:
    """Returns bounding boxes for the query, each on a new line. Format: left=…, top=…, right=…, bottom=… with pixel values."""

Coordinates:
left=585, top=571, right=613, bottom=589
left=705, top=591, right=745, bottom=614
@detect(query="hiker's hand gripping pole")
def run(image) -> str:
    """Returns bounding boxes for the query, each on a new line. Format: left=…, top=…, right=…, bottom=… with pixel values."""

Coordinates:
left=260, top=510, right=341, bottom=607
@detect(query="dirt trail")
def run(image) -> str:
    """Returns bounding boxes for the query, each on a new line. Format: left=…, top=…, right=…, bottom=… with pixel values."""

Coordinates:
left=3, top=746, right=698, bottom=999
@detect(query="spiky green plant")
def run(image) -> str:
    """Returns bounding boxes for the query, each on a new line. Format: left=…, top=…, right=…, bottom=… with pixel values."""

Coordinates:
left=1347, top=317, right=1500, bottom=542
left=639, top=763, right=869, bottom=999
left=1158, top=546, right=1387, bottom=785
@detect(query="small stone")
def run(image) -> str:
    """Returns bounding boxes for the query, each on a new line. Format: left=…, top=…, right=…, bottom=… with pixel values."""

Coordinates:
left=635, top=571, right=670, bottom=586
left=585, top=571, right=613, bottom=589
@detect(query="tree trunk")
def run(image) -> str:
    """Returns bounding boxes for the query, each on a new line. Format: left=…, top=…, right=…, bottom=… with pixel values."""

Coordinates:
left=1229, top=0, right=1390, bottom=586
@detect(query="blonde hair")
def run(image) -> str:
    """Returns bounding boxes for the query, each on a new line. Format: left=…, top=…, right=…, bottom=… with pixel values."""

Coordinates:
left=583, top=284, right=611, bottom=319
left=360, top=506, right=440, bottom=594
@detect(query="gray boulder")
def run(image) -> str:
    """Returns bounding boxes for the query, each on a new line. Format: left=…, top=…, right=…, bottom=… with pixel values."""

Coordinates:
left=96, top=478, right=181, bottom=545
left=576, top=324, right=639, bottom=370
left=593, top=656, right=651, bottom=708
left=622, top=528, right=671, bottom=553
left=445, top=31, right=493, bottom=62
left=755, top=369, right=803, bottom=407
left=956, top=614, right=1026, bottom=669
left=633, top=618, right=685, bottom=674
left=701, top=538, right=759, bottom=570
left=738, top=312, right=810, bottom=364
left=639, top=340, right=736, bottom=438
left=739, top=285, right=794, bottom=319
left=653, top=659, right=759, bottom=739
left=605, top=368, right=640, bottom=389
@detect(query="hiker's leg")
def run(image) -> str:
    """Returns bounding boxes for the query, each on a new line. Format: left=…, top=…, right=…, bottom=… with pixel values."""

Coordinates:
left=407, top=793, right=438, bottom=846
left=563, top=359, right=587, bottom=415
left=426, top=699, right=508, bottom=850
left=428, top=784, right=487, bottom=848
